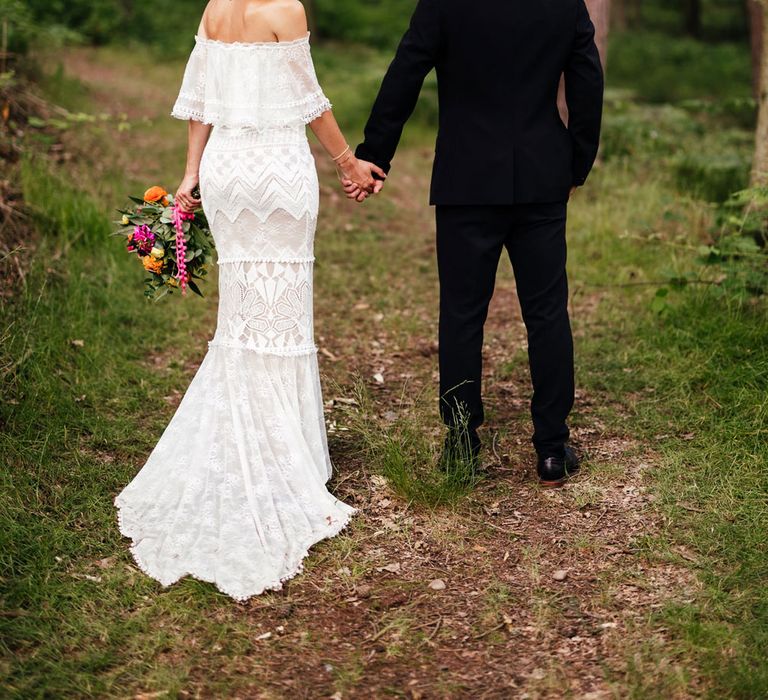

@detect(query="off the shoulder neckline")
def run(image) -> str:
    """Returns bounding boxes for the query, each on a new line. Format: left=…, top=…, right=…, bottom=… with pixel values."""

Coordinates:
left=194, top=32, right=310, bottom=49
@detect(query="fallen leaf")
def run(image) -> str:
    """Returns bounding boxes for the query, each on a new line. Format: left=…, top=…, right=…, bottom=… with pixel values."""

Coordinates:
left=255, top=632, right=272, bottom=641
left=377, top=562, right=401, bottom=574
left=333, top=397, right=358, bottom=406
left=373, top=372, right=385, bottom=384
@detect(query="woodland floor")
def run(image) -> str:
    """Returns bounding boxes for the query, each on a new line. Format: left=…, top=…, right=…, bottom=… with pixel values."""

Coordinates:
left=3, top=47, right=710, bottom=699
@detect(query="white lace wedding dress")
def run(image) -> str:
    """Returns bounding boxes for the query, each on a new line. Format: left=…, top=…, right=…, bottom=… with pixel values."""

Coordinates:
left=114, top=33, right=355, bottom=602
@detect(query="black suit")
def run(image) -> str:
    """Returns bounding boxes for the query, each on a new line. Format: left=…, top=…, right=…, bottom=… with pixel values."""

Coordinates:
left=356, top=0, right=604, bottom=456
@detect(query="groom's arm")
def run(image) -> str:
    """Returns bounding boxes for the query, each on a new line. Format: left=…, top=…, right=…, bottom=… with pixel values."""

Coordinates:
left=564, top=0, right=604, bottom=187
left=355, top=0, right=441, bottom=174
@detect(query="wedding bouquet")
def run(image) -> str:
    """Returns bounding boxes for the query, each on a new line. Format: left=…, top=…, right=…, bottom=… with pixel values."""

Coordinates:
left=114, top=186, right=214, bottom=300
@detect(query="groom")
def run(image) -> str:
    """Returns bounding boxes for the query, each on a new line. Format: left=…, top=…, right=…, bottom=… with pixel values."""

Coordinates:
left=349, top=0, right=604, bottom=485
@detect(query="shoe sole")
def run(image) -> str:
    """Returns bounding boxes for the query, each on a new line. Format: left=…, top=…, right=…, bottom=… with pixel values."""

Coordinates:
left=538, top=468, right=581, bottom=488
left=539, top=478, right=568, bottom=488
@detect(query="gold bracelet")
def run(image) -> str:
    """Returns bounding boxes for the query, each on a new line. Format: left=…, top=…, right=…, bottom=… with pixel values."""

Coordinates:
left=332, top=145, right=351, bottom=162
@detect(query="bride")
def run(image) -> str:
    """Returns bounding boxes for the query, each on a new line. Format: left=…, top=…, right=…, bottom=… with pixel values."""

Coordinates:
left=115, top=0, right=384, bottom=601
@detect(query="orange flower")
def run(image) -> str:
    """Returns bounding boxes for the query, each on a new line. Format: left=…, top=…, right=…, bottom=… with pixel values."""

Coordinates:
left=143, top=186, right=168, bottom=205
left=141, top=255, right=164, bottom=274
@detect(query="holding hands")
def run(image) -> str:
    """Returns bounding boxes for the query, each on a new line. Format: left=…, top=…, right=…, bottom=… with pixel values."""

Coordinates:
left=307, top=112, right=386, bottom=203
left=332, top=145, right=386, bottom=203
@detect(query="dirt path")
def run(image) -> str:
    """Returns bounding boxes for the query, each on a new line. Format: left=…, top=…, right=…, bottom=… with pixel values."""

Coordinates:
left=64, top=48, right=694, bottom=699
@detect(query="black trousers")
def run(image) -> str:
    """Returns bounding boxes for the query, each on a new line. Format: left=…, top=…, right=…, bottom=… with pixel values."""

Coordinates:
left=435, top=203, right=574, bottom=458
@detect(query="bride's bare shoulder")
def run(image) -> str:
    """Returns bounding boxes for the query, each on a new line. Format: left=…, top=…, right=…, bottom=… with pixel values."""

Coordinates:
left=198, top=0, right=307, bottom=43
left=246, top=0, right=308, bottom=41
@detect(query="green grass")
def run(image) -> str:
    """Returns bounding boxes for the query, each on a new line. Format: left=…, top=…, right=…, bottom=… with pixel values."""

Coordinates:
left=0, top=157, right=220, bottom=696
left=581, top=291, right=767, bottom=698
left=341, top=381, right=482, bottom=506
left=568, top=163, right=768, bottom=696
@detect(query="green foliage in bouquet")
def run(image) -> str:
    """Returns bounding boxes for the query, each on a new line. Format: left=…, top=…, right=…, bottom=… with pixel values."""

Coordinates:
left=113, top=186, right=214, bottom=301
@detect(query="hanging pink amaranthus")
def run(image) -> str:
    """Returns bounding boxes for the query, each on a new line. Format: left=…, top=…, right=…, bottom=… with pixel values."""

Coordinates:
left=172, top=203, right=196, bottom=295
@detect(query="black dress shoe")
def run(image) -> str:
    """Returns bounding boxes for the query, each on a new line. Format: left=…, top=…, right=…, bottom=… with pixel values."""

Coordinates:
left=537, top=445, right=581, bottom=487
left=438, top=428, right=482, bottom=475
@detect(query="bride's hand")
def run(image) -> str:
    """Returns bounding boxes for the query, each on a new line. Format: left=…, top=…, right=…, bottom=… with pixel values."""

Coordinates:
left=336, top=155, right=386, bottom=200
left=175, top=174, right=202, bottom=212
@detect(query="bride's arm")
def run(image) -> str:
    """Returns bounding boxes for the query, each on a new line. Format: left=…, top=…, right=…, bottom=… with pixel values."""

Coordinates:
left=176, top=15, right=212, bottom=212
left=273, top=1, right=386, bottom=199
left=176, top=121, right=212, bottom=211
left=309, top=112, right=386, bottom=198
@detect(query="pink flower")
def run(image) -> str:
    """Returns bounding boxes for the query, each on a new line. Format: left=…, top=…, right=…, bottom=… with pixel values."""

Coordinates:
left=132, top=225, right=155, bottom=255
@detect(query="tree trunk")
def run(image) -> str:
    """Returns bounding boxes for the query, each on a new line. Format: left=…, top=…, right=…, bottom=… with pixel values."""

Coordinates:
left=684, top=0, right=702, bottom=38
left=613, top=0, right=627, bottom=32
left=303, top=0, right=318, bottom=38
left=752, top=1, right=768, bottom=186
left=588, top=0, right=611, bottom=68
left=749, top=0, right=765, bottom=97
left=558, top=0, right=610, bottom=124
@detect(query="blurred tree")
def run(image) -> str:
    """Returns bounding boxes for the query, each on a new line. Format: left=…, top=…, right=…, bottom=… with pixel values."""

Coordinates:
left=559, top=0, right=610, bottom=124
left=302, top=0, right=317, bottom=38
left=749, top=0, right=765, bottom=96
left=752, top=0, right=768, bottom=185
left=684, top=0, right=702, bottom=38
left=589, top=0, right=611, bottom=67
left=613, top=0, right=626, bottom=31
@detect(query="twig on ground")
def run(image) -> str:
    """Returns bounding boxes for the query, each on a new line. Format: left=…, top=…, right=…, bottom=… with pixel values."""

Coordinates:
left=473, top=620, right=507, bottom=640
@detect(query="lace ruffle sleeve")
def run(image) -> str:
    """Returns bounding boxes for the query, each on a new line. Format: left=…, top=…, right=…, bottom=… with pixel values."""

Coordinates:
left=171, top=41, right=208, bottom=123
left=171, top=34, right=332, bottom=128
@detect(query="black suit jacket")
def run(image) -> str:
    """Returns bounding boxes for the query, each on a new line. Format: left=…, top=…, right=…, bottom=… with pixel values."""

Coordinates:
left=355, top=0, right=605, bottom=205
